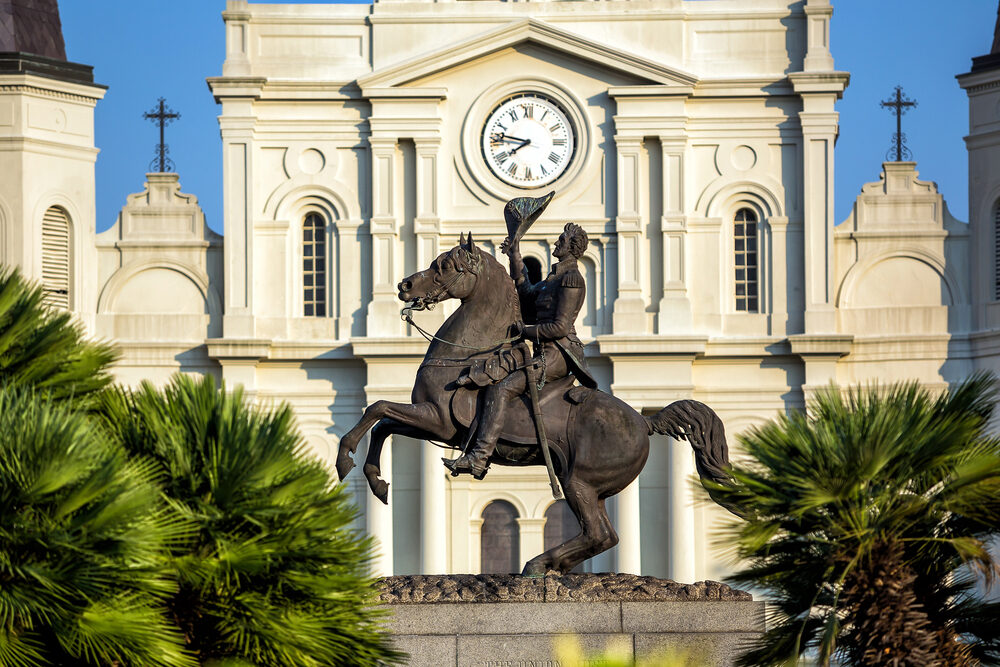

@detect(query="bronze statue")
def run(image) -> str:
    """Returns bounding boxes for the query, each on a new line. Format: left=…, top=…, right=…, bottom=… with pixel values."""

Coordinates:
left=445, top=195, right=596, bottom=482
left=336, top=193, right=731, bottom=575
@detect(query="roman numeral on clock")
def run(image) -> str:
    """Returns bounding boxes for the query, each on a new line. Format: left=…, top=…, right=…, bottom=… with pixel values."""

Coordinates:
left=494, top=151, right=509, bottom=163
left=548, top=152, right=560, bottom=163
left=506, top=162, right=517, bottom=176
left=553, top=138, right=566, bottom=146
left=525, top=166, right=533, bottom=180
left=523, top=105, right=533, bottom=118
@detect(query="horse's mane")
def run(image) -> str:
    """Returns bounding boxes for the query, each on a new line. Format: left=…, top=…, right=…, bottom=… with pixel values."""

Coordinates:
left=442, top=243, right=522, bottom=324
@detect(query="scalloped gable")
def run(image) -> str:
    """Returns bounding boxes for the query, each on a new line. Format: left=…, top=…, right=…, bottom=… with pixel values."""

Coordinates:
left=358, top=18, right=698, bottom=93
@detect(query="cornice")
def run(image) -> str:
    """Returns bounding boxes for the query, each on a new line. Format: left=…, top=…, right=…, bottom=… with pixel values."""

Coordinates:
left=0, top=81, right=104, bottom=104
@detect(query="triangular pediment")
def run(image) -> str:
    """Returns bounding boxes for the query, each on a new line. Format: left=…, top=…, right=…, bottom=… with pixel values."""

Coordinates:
left=358, top=18, right=697, bottom=92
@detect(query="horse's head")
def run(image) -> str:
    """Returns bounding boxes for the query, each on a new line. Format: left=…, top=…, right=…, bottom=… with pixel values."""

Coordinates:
left=398, top=233, right=486, bottom=308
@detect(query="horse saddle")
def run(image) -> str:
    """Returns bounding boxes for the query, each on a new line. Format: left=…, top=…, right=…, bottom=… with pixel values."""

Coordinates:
left=451, top=375, right=580, bottom=446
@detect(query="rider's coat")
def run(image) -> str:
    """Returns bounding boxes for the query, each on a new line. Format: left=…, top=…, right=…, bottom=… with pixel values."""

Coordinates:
left=517, top=256, right=598, bottom=389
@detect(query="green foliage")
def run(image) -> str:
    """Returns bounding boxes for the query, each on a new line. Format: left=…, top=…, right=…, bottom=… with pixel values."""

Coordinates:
left=98, top=374, right=403, bottom=667
left=0, top=386, right=193, bottom=667
left=0, top=268, right=117, bottom=403
left=708, top=374, right=1000, bottom=666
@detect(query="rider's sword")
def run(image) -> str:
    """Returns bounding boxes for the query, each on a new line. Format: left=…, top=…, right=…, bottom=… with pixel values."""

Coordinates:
left=526, top=365, right=563, bottom=500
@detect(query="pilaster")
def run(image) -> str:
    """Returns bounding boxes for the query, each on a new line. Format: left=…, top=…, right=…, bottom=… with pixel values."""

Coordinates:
left=803, top=0, right=835, bottom=72
left=791, top=72, right=849, bottom=334
left=336, top=218, right=362, bottom=340
left=366, top=135, right=403, bottom=337
left=612, top=135, right=646, bottom=333
left=768, top=216, right=791, bottom=334
left=219, top=113, right=256, bottom=337
left=414, top=137, right=444, bottom=330
left=658, top=136, right=691, bottom=332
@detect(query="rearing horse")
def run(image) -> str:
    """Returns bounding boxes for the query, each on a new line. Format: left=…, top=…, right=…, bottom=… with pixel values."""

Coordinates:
left=336, top=234, right=732, bottom=575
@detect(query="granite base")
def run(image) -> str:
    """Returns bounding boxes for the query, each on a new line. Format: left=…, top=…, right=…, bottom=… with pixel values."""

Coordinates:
left=377, top=574, right=765, bottom=667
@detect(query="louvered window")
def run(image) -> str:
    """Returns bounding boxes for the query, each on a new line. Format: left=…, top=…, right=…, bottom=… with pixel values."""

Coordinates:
left=41, top=207, right=70, bottom=309
left=303, top=212, right=326, bottom=317
left=994, top=204, right=1000, bottom=301
left=734, top=208, right=759, bottom=312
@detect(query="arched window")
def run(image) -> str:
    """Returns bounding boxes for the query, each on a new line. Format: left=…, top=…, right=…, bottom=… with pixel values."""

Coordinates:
left=994, top=202, right=1000, bottom=301
left=41, top=206, right=70, bottom=309
left=303, top=212, right=326, bottom=317
left=480, top=500, right=520, bottom=574
left=523, top=256, right=543, bottom=284
left=544, top=499, right=583, bottom=573
left=734, top=208, right=758, bottom=312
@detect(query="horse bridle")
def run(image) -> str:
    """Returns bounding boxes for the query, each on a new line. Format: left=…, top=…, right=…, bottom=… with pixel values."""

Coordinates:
left=400, top=256, right=522, bottom=352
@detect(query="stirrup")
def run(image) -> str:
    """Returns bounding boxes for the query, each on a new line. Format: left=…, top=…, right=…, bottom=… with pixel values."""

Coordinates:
left=442, top=455, right=489, bottom=480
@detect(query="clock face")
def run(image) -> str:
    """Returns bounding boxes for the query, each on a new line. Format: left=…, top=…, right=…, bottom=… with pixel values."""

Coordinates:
left=481, top=94, right=575, bottom=188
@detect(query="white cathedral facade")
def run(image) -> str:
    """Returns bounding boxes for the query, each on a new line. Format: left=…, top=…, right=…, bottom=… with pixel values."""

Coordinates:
left=2, top=0, right=999, bottom=582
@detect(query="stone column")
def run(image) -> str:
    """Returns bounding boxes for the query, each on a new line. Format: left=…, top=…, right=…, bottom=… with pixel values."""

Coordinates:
left=658, top=137, right=691, bottom=332
left=612, top=135, right=646, bottom=334
left=615, top=480, right=641, bottom=574
left=420, top=445, right=448, bottom=574
left=469, top=518, right=484, bottom=574
left=366, top=438, right=393, bottom=577
left=667, top=440, right=696, bottom=583
left=367, top=136, right=403, bottom=336
left=518, top=518, right=546, bottom=571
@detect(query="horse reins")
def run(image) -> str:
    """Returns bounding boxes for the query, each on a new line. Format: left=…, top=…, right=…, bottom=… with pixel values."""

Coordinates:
left=400, top=262, right=522, bottom=352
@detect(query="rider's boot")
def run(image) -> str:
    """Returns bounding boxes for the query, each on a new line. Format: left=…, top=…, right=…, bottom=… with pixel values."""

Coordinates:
left=444, top=391, right=508, bottom=479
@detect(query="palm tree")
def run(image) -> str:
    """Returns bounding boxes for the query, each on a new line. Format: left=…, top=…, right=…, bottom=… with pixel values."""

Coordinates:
left=708, top=374, right=1000, bottom=666
left=0, top=268, right=116, bottom=403
left=98, top=374, right=403, bottom=667
left=0, top=385, right=193, bottom=667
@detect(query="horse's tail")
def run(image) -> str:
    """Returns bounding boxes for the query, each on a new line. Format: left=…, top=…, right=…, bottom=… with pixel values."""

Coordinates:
left=645, top=400, right=742, bottom=516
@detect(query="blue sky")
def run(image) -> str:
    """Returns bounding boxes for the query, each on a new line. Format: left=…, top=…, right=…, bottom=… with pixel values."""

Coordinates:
left=59, top=1, right=993, bottom=234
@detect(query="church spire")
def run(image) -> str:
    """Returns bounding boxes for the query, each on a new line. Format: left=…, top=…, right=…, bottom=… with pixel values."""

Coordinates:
left=0, top=0, right=94, bottom=84
left=970, top=1, right=1000, bottom=73
left=992, top=1, right=1000, bottom=54
left=0, top=0, right=66, bottom=60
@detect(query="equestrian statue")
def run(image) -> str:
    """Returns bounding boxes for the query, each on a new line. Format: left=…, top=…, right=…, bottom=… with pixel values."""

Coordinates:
left=336, top=192, right=733, bottom=576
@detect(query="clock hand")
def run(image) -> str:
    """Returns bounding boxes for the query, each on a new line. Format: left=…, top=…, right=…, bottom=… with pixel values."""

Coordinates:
left=509, top=138, right=532, bottom=155
left=491, top=132, right=531, bottom=143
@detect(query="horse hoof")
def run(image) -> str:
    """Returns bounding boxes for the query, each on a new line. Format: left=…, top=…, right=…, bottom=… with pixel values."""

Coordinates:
left=522, top=560, right=547, bottom=577
left=336, top=453, right=355, bottom=481
left=374, top=480, right=389, bottom=505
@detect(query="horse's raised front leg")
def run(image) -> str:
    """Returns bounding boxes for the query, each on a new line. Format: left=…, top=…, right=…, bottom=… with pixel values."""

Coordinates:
left=336, top=399, right=449, bottom=482
left=363, top=418, right=444, bottom=505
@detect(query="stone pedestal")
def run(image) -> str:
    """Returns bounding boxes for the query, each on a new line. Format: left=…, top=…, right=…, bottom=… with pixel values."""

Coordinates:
left=378, top=574, right=765, bottom=667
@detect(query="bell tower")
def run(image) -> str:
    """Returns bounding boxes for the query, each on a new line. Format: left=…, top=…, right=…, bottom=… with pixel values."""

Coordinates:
left=0, top=0, right=104, bottom=318
left=958, top=3, right=1000, bottom=333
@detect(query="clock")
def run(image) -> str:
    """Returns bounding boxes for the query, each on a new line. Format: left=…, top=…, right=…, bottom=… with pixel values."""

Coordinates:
left=481, top=93, right=575, bottom=188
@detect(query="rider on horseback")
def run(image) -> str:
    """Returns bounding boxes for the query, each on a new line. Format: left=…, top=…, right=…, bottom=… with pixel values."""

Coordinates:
left=444, top=210, right=598, bottom=479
